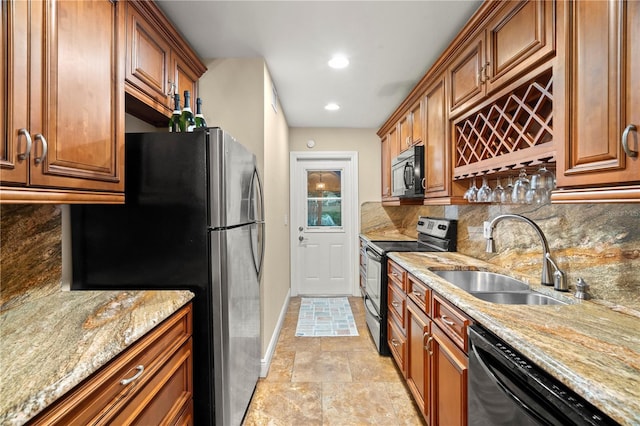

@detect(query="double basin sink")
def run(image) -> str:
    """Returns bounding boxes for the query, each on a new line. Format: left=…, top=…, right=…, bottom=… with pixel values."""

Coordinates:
left=432, top=270, right=567, bottom=306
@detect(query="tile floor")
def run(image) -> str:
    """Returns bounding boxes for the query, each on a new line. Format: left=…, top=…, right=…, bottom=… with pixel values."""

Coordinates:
left=243, top=297, right=425, bottom=425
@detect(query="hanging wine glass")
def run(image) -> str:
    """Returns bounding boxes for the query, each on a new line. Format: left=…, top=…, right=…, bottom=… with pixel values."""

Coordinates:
left=463, top=177, right=478, bottom=202
left=512, top=169, right=530, bottom=204
left=492, top=177, right=505, bottom=203
left=537, top=165, right=556, bottom=204
left=477, top=175, right=493, bottom=203
left=526, top=172, right=542, bottom=204
left=502, top=175, right=514, bottom=203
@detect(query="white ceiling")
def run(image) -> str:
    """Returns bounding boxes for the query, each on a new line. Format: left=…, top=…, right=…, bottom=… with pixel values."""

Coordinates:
left=156, top=1, right=482, bottom=129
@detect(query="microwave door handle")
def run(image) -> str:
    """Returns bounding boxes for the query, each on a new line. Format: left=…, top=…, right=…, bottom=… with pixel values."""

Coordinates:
left=470, top=343, right=551, bottom=425
left=403, top=163, right=412, bottom=188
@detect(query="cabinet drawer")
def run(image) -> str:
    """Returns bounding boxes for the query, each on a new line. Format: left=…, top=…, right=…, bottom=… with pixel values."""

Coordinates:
left=31, top=304, right=193, bottom=425
left=407, top=274, right=431, bottom=316
left=387, top=260, right=407, bottom=292
left=432, top=294, right=471, bottom=352
left=388, top=283, right=407, bottom=331
left=388, top=318, right=407, bottom=377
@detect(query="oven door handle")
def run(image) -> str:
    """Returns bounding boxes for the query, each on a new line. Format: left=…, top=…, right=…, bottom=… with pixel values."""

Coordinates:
left=365, top=247, right=382, bottom=262
left=470, top=342, right=550, bottom=425
left=364, top=295, right=381, bottom=321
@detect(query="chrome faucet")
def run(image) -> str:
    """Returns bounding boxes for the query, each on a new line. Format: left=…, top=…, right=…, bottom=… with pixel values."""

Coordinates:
left=485, top=214, right=566, bottom=290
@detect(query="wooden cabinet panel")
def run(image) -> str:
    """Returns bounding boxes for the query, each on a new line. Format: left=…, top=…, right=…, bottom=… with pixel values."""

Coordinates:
left=485, top=0, right=555, bottom=93
left=0, top=0, right=29, bottom=185
left=387, top=259, right=407, bottom=292
left=449, top=33, right=484, bottom=116
left=30, top=304, right=193, bottom=426
left=381, top=134, right=392, bottom=199
left=387, top=317, right=407, bottom=377
left=431, top=324, right=468, bottom=426
left=406, top=299, right=431, bottom=422
left=558, top=0, right=640, bottom=187
left=423, top=77, right=449, bottom=197
left=388, top=282, right=407, bottom=331
left=410, top=101, right=423, bottom=147
left=126, top=5, right=172, bottom=115
left=29, top=0, right=124, bottom=191
left=407, top=274, right=431, bottom=315
left=432, top=294, right=471, bottom=352
left=1, top=0, right=125, bottom=201
left=124, top=1, right=206, bottom=126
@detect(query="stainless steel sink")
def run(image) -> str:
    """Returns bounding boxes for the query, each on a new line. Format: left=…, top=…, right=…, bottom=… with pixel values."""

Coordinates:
left=432, top=270, right=567, bottom=306
left=432, top=270, right=530, bottom=292
left=470, top=291, right=567, bottom=306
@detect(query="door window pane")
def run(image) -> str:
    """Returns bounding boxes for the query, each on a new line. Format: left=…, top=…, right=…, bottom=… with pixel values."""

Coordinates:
left=307, top=170, right=342, bottom=227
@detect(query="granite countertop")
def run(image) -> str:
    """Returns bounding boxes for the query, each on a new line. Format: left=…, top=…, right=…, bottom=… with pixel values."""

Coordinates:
left=0, top=288, right=194, bottom=425
left=387, top=251, right=640, bottom=426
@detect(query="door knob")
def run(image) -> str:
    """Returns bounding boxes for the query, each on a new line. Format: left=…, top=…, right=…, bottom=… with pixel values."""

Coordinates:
left=299, top=235, right=304, bottom=241
left=298, top=226, right=304, bottom=232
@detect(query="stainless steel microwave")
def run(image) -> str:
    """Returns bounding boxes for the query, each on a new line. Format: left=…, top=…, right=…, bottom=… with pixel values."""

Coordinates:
left=391, top=145, right=424, bottom=198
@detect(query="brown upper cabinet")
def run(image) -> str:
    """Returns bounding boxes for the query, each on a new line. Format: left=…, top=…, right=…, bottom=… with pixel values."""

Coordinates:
left=1, top=0, right=125, bottom=203
left=449, top=0, right=555, bottom=118
left=124, top=1, right=207, bottom=127
left=399, top=100, right=424, bottom=151
left=423, top=75, right=450, bottom=199
left=555, top=0, right=639, bottom=197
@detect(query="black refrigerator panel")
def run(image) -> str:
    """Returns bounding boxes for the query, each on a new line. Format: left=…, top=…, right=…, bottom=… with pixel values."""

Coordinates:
left=71, top=131, right=210, bottom=290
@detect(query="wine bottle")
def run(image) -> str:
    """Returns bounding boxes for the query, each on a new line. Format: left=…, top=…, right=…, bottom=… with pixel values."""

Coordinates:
left=168, top=93, right=181, bottom=132
left=195, top=97, right=207, bottom=128
left=179, top=90, right=195, bottom=132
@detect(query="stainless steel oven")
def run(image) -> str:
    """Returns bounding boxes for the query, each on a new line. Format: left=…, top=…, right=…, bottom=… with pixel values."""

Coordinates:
left=363, top=217, right=457, bottom=355
left=468, top=325, right=617, bottom=426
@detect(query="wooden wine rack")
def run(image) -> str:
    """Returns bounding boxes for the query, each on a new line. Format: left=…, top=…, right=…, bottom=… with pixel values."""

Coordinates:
left=452, top=70, right=556, bottom=180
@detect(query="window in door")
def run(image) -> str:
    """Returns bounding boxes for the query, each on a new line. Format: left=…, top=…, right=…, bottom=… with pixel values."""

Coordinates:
left=306, top=170, right=342, bottom=228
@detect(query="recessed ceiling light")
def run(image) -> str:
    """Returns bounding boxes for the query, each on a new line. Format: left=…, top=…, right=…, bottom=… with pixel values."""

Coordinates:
left=328, top=54, right=349, bottom=69
left=325, top=103, right=340, bottom=111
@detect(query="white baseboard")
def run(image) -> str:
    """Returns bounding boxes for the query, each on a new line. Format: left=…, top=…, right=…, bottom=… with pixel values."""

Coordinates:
left=260, top=289, right=291, bottom=377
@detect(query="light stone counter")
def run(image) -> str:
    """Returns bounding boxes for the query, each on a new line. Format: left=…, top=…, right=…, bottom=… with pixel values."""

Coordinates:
left=0, top=288, right=194, bottom=425
left=388, top=251, right=639, bottom=426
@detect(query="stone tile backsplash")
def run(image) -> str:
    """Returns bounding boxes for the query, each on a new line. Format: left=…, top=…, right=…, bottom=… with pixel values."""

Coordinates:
left=361, top=202, right=640, bottom=311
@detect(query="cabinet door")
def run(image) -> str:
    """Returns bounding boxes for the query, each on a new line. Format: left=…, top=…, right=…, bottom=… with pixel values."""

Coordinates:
left=559, top=0, right=639, bottom=186
left=485, top=0, right=555, bottom=93
left=431, top=324, right=468, bottom=426
left=0, top=0, right=29, bottom=185
left=448, top=32, right=485, bottom=117
left=381, top=134, right=391, bottom=199
left=172, top=51, right=200, bottom=109
left=126, top=2, right=172, bottom=115
left=410, top=100, right=423, bottom=146
left=29, top=0, right=124, bottom=192
left=399, top=114, right=411, bottom=151
left=406, top=299, right=431, bottom=424
left=389, top=125, right=401, bottom=160
left=423, top=77, right=449, bottom=197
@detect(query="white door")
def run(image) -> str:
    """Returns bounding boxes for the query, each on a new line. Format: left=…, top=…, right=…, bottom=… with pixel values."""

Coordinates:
left=290, top=152, right=359, bottom=296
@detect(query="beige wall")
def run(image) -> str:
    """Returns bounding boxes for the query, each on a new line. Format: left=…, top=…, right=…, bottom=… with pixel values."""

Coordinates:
left=261, top=65, right=291, bottom=355
left=289, top=128, right=381, bottom=206
left=199, top=58, right=290, bottom=359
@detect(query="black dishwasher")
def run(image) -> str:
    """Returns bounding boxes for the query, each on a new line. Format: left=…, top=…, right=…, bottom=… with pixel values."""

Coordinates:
left=468, top=325, right=619, bottom=426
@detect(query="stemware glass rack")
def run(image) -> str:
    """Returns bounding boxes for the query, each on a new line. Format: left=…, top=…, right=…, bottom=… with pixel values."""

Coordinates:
left=452, top=69, right=556, bottom=181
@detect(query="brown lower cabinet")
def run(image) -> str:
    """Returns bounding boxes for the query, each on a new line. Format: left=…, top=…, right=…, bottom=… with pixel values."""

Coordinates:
left=29, top=303, right=193, bottom=425
left=387, top=259, right=470, bottom=426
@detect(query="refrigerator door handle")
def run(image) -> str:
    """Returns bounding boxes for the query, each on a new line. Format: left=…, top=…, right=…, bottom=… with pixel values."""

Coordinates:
left=249, top=168, right=265, bottom=279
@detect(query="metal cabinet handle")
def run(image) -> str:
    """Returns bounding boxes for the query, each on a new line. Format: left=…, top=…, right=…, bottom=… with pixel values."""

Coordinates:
left=484, top=61, right=490, bottom=82
left=412, top=291, right=422, bottom=298
left=441, top=315, right=455, bottom=326
left=622, top=124, right=638, bottom=158
left=120, top=365, right=144, bottom=386
left=33, top=134, right=48, bottom=165
left=391, top=301, right=400, bottom=308
left=391, top=338, right=400, bottom=347
left=392, top=272, right=400, bottom=277
left=424, top=334, right=434, bottom=356
left=421, top=178, right=426, bottom=190
left=167, top=81, right=176, bottom=97
left=17, top=128, right=33, bottom=161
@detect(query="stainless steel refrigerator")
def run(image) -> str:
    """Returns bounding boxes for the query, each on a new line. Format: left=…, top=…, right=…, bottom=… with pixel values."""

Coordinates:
left=69, top=128, right=264, bottom=425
